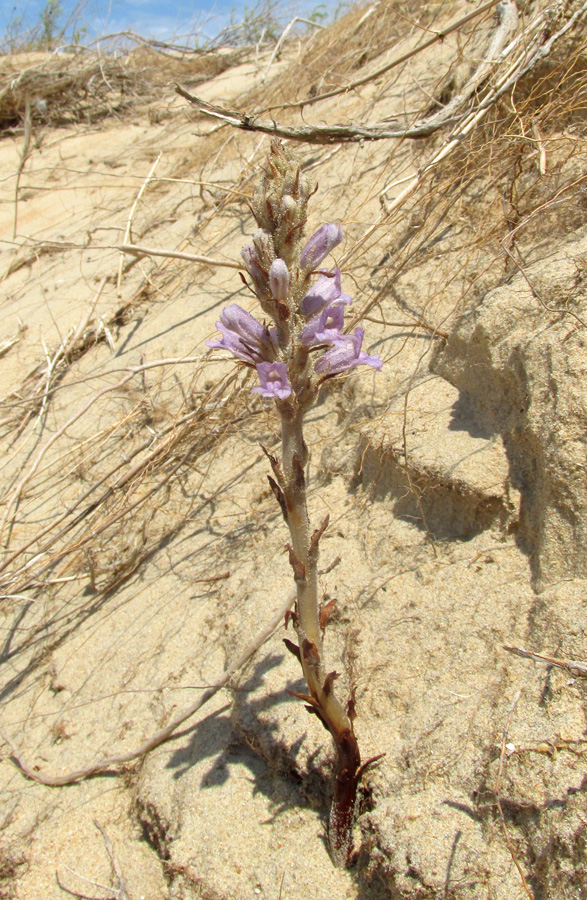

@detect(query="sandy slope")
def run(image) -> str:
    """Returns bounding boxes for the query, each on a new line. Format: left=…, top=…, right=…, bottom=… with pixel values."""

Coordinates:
left=1, top=2, right=587, bottom=898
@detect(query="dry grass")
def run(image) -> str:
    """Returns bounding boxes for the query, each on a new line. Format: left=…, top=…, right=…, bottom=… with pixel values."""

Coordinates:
left=0, top=43, right=245, bottom=132
left=1, top=0, right=587, bottom=893
left=1, top=0, right=586, bottom=713
left=0, top=0, right=584, bottom=641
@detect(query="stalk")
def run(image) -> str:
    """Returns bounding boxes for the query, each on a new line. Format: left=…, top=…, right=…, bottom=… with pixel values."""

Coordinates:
left=278, top=403, right=362, bottom=867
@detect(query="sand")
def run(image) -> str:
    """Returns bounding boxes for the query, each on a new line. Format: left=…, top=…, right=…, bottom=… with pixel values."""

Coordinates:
left=1, top=1, right=587, bottom=897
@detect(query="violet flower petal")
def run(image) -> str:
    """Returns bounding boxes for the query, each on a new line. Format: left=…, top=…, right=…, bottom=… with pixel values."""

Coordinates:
left=220, top=304, right=267, bottom=343
left=301, top=269, right=351, bottom=317
left=206, top=304, right=276, bottom=364
left=300, top=223, right=343, bottom=270
left=314, top=328, right=383, bottom=375
left=252, top=361, right=292, bottom=400
left=300, top=304, right=346, bottom=347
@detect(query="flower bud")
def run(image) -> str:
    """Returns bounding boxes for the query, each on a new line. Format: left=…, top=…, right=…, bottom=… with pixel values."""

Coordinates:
left=282, top=195, right=297, bottom=214
left=241, top=244, right=265, bottom=282
left=300, top=223, right=343, bottom=270
left=269, top=259, right=290, bottom=301
left=241, top=240, right=271, bottom=296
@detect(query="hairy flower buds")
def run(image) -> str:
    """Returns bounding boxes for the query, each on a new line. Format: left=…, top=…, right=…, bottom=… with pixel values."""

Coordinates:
left=282, top=194, right=297, bottom=214
left=269, top=258, right=290, bottom=301
left=250, top=142, right=313, bottom=265
left=300, top=223, right=343, bottom=270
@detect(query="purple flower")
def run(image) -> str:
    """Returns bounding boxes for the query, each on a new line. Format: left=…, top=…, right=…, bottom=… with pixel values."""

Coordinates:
left=269, top=258, right=290, bottom=301
left=314, top=328, right=383, bottom=375
left=252, top=361, right=292, bottom=400
left=300, top=304, right=345, bottom=347
left=300, top=269, right=352, bottom=318
left=206, top=304, right=276, bottom=364
left=300, top=223, right=343, bottom=270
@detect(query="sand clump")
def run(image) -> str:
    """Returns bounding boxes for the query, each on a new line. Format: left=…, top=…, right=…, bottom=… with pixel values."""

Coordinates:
left=1, top=0, right=587, bottom=897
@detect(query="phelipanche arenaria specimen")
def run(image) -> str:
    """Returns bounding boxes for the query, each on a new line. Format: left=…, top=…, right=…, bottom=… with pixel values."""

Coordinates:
left=207, top=140, right=382, bottom=866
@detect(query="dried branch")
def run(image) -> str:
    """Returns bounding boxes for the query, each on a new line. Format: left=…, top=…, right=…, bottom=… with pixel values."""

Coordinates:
left=176, top=83, right=466, bottom=144
left=176, top=0, right=519, bottom=145
left=117, top=153, right=162, bottom=295
left=93, top=821, right=129, bottom=900
left=115, top=242, right=242, bottom=268
left=503, top=645, right=587, bottom=679
left=260, top=0, right=502, bottom=112
left=178, top=0, right=587, bottom=147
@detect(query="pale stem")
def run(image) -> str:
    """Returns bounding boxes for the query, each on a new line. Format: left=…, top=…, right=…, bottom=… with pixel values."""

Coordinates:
left=279, top=403, right=361, bottom=867
left=280, top=408, right=319, bottom=645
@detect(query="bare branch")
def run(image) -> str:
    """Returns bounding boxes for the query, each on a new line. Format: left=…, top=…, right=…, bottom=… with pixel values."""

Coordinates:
left=177, top=0, right=587, bottom=147
left=503, top=645, right=587, bottom=679
left=259, top=0, right=503, bottom=113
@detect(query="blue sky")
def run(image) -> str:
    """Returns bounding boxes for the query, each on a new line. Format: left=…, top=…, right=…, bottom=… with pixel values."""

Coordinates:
left=0, top=0, right=337, bottom=45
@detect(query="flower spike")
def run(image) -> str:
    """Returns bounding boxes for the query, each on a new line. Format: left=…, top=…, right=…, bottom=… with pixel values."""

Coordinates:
left=206, top=141, right=383, bottom=869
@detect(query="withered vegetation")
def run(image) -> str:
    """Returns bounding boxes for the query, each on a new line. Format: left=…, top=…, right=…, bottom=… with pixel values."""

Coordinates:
left=1, top=0, right=587, bottom=892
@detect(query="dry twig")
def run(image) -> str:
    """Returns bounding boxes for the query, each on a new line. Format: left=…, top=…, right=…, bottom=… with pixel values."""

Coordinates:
left=504, top=645, right=587, bottom=679
left=117, top=153, right=162, bottom=295
left=495, top=690, right=535, bottom=899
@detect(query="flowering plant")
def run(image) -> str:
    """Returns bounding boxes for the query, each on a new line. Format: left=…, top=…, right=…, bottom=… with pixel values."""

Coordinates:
left=207, top=141, right=382, bottom=866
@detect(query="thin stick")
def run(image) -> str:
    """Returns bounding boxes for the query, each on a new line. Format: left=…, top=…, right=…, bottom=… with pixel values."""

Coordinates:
left=115, top=242, right=242, bottom=269
left=503, top=645, right=587, bottom=679
left=3, top=241, right=243, bottom=276
left=13, top=94, right=32, bottom=239
left=35, top=279, right=106, bottom=427
left=0, top=591, right=295, bottom=786
left=495, top=690, right=535, bottom=899
left=93, top=820, right=129, bottom=900
left=56, top=867, right=114, bottom=899
left=262, top=17, right=324, bottom=83
left=117, top=153, right=161, bottom=296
